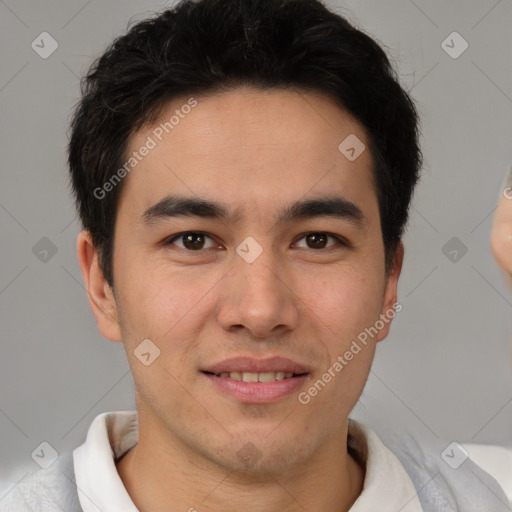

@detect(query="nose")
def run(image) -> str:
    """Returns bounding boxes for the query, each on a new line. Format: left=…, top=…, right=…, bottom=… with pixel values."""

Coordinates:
left=216, top=248, right=300, bottom=339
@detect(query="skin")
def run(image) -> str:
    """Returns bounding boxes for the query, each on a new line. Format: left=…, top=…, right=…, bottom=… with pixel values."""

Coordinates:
left=77, top=86, right=404, bottom=512
left=491, top=174, right=512, bottom=289
left=490, top=175, right=512, bottom=368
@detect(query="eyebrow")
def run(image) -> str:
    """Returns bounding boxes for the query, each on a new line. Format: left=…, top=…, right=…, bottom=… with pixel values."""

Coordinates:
left=140, top=194, right=367, bottom=229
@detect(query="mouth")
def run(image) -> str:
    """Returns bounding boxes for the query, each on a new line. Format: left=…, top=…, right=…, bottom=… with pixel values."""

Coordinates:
left=201, top=370, right=308, bottom=382
left=200, top=356, right=312, bottom=403
left=201, top=371, right=309, bottom=403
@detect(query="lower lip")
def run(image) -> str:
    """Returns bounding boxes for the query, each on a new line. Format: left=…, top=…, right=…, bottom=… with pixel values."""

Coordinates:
left=201, top=372, right=309, bottom=403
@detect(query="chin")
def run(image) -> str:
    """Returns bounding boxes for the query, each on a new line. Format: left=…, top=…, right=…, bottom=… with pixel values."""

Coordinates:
left=210, top=432, right=317, bottom=475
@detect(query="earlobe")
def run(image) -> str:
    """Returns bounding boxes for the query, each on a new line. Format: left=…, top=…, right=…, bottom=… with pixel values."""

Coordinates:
left=375, top=241, right=404, bottom=343
left=76, top=230, right=123, bottom=342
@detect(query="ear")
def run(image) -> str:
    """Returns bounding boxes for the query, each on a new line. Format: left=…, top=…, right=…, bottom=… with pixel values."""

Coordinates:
left=375, top=241, right=404, bottom=343
left=76, top=230, right=123, bottom=342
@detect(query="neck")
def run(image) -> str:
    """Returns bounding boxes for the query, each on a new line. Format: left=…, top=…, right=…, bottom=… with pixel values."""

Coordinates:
left=116, top=413, right=365, bottom=512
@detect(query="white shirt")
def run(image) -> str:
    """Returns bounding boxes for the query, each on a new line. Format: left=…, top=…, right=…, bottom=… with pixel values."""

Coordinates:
left=72, top=410, right=511, bottom=512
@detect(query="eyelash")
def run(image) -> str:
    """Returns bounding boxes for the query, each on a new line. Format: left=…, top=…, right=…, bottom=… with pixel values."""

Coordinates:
left=165, top=231, right=349, bottom=252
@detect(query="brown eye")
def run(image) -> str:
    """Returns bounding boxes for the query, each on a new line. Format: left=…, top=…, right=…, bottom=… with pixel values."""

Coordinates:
left=294, top=232, right=346, bottom=250
left=167, top=231, right=216, bottom=251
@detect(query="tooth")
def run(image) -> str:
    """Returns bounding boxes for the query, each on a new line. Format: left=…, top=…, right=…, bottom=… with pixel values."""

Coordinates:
left=242, top=372, right=259, bottom=382
left=258, top=372, right=275, bottom=382
left=224, top=371, right=296, bottom=381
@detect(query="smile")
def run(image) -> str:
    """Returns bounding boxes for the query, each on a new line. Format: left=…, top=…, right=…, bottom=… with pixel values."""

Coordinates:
left=201, top=370, right=310, bottom=403
left=204, top=371, right=306, bottom=382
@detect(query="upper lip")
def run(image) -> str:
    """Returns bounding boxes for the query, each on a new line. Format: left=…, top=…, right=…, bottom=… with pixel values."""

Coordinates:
left=202, top=356, right=310, bottom=374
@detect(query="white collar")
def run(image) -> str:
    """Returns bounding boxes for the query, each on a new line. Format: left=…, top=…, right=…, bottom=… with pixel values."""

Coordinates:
left=73, top=411, right=139, bottom=511
left=73, top=410, right=423, bottom=511
left=347, top=419, right=423, bottom=511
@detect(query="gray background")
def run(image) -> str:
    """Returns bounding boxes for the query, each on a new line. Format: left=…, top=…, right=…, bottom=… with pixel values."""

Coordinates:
left=1, top=0, right=511, bottom=490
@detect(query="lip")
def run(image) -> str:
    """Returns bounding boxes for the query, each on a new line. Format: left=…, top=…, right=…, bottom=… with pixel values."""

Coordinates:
left=202, top=356, right=311, bottom=374
left=201, top=372, right=310, bottom=403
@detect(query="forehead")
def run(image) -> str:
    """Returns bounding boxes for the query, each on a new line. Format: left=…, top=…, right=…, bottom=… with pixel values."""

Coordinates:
left=118, top=87, right=378, bottom=224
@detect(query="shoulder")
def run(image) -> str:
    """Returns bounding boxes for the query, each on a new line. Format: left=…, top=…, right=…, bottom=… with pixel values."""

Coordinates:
left=367, top=422, right=512, bottom=511
left=0, top=451, right=82, bottom=512
left=461, top=442, right=512, bottom=503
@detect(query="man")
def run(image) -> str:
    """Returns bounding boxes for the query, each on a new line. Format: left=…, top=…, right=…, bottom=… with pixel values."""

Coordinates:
left=2, top=0, right=511, bottom=510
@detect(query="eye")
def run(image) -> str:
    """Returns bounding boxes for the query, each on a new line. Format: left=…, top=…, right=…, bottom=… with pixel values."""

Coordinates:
left=166, top=231, right=219, bottom=251
left=165, top=231, right=348, bottom=252
left=293, top=232, right=347, bottom=250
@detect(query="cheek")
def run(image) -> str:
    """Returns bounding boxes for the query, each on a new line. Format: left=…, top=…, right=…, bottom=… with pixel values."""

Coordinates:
left=116, top=257, right=216, bottom=346
left=302, top=266, right=384, bottom=339
left=491, top=222, right=512, bottom=274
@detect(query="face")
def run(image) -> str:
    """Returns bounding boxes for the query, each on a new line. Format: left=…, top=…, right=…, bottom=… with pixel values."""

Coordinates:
left=80, top=87, right=403, bottom=473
